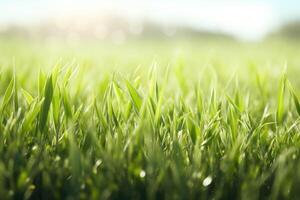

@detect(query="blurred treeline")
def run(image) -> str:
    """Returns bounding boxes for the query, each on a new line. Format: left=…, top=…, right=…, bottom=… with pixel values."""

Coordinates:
left=1, top=17, right=300, bottom=41
left=270, top=20, right=300, bottom=40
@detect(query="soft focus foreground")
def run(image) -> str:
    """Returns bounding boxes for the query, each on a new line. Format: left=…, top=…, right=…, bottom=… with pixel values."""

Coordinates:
left=1, top=37, right=300, bottom=199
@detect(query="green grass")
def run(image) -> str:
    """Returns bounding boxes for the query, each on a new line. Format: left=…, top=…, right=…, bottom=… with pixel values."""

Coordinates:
left=1, top=37, right=300, bottom=199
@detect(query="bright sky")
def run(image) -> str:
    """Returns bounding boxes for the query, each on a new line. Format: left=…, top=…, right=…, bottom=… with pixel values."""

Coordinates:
left=1, top=0, right=300, bottom=40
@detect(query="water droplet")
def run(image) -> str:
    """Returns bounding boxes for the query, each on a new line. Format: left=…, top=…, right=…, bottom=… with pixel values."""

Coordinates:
left=140, top=170, right=146, bottom=178
left=95, top=159, right=102, bottom=167
left=32, top=145, right=38, bottom=151
left=203, top=176, right=212, bottom=187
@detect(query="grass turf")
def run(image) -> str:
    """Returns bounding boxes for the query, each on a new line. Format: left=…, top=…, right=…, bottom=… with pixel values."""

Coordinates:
left=0, top=38, right=300, bottom=199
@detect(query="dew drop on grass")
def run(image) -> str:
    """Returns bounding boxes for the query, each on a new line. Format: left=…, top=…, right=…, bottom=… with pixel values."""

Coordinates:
left=95, top=159, right=102, bottom=167
left=203, top=176, right=212, bottom=187
left=140, top=170, right=146, bottom=178
left=32, top=145, right=38, bottom=151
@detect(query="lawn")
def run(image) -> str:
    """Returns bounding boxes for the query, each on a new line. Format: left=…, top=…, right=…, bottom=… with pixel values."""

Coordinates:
left=0, top=37, right=300, bottom=199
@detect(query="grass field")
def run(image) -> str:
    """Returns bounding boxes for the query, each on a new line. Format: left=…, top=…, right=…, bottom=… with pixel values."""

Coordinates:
left=1, top=37, right=300, bottom=199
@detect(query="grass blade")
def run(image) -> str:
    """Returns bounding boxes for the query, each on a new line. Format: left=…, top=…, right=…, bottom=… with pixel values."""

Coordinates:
left=39, top=74, right=54, bottom=132
left=125, top=80, right=142, bottom=112
left=276, top=73, right=286, bottom=125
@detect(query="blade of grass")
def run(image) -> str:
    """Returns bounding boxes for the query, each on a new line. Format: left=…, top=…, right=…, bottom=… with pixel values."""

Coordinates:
left=39, top=74, right=54, bottom=132
left=276, top=73, right=286, bottom=125
left=125, top=80, right=142, bottom=113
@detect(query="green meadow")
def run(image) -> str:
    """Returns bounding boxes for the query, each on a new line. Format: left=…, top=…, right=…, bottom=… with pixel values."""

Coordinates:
left=1, top=37, right=300, bottom=199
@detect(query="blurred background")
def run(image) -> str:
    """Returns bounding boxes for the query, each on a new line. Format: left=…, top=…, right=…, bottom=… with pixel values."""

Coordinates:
left=1, top=0, right=300, bottom=42
left=1, top=0, right=300, bottom=86
left=1, top=0, right=300, bottom=110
